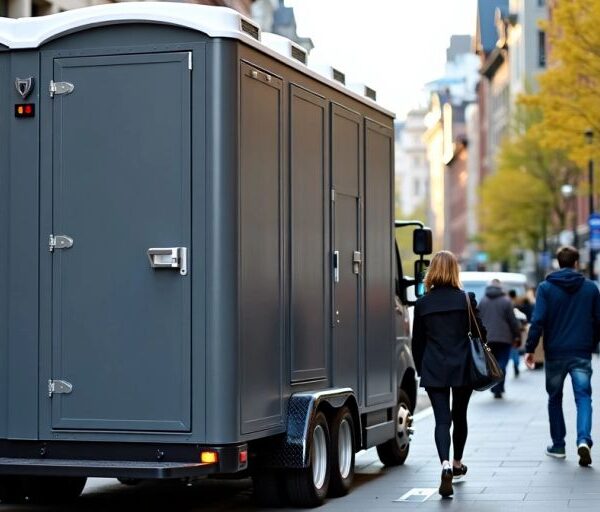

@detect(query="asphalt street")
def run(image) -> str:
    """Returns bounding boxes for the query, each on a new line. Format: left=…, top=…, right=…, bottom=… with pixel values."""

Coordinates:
left=2, top=357, right=599, bottom=511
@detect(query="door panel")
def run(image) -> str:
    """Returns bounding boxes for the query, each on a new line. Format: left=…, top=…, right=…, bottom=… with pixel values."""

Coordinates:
left=50, top=53, right=192, bottom=431
left=331, top=104, right=362, bottom=398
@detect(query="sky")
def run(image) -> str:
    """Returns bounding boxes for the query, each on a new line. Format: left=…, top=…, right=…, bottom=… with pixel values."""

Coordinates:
left=286, top=0, right=477, bottom=119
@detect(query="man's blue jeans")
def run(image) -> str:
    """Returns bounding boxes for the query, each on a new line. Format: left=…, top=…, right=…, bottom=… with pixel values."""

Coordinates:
left=545, top=357, right=593, bottom=448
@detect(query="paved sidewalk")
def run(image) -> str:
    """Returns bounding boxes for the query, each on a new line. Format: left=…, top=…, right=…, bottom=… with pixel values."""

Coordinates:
left=316, top=356, right=600, bottom=511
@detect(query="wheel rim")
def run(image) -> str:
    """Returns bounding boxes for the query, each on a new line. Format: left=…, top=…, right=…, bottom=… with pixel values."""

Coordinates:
left=396, top=402, right=413, bottom=451
left=312, top=424, right=327, bottom=489
left=337, top=419, right=352, bottom=479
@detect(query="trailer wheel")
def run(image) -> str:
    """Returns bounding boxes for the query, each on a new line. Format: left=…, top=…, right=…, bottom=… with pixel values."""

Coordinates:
left=328, top=406, right=355, bottom=497
left=0, top=476, right=25, bottom=504
left=252, top=471, right=287, bottom=507
left=286, top=411, right=330, bottom=507
left=21, top=476, right=87, bottom=504
left=376, top=389, right=413, bottom=466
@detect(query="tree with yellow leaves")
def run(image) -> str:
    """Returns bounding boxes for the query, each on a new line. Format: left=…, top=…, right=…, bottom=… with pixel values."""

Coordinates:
left=527, top=0, right=600, bottom=166
left=480, top=104, right=579, bottom=263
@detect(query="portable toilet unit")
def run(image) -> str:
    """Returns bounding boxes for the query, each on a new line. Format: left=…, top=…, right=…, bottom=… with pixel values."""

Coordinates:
left=0, top=3, right=416, bottom=507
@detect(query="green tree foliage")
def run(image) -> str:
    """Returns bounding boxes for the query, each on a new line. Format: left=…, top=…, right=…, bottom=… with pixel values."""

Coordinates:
left=480, top=104, right=579, bottom=261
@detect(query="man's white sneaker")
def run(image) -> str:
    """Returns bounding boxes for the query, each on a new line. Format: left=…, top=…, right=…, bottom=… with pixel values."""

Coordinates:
left=577, top=443, right=592, bottom=467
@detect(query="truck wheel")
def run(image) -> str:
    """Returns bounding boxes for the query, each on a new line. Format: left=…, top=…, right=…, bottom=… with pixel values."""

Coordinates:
left=328, top=406, right=355, bottom=497
left=286, top=411, right=330, bottom=507
left=0, top=476, right=25, bottom=504
left=252, top=471, right=287, bottom=507
left=376, top=389, right=413, bottom=466
left=21, top=476, right=87, bottom=504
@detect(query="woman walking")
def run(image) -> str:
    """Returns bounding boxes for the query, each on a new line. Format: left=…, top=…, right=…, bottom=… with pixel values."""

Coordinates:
left=412, top=251, right=486, bottom=498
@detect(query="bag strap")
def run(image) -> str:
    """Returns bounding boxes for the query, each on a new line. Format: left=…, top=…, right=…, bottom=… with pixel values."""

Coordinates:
left=464, top=291, right=484, bottom=340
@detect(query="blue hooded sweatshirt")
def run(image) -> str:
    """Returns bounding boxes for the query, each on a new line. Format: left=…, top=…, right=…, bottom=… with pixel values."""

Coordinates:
left=526, top=268, right=600, bottom=359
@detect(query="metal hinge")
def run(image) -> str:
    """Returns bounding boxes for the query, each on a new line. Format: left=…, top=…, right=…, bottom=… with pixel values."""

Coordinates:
left=49, top=80, right=74, bottom=98
left=48, top=379, right=73, bottom=398
left=188, top=52, right=192, bottom=70
left=331, top=189, right=336, bottom=202
left=49, top=234, right=74, bottom=252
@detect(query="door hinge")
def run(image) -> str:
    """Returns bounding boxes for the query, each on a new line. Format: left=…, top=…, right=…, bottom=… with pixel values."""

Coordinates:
left=331, top=189, right=336, bottom=202
left=48, top=379, right=73, bottom=398
left=49, top=234, right=74, bottom=252
left=49, top=80, right=74, bottom=98
left=188, top=52, right=193, bottom=70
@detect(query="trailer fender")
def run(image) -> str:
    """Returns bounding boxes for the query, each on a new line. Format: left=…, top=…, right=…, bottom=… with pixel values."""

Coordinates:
left=255, top=388, right=360, bottom=469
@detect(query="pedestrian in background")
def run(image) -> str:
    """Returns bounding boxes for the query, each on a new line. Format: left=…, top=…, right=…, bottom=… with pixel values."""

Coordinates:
left=525, top=246, right=600, bottom=466
left=412, top=250, right=486, bottom=498
left=508, top=289, right=528, bottom=378
left=478, top=279, right=521, bottom=398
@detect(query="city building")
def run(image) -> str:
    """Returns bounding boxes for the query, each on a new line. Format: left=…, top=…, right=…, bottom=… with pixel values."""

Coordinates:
left=507, top=0, right=548, bottom=101
left=252, top=0, right=312, bottom=52
left=394, top=109, right=428, bottom=218
left=424, top=35, right=477, bottom=252
left=474, top=0, right=508, bottom=181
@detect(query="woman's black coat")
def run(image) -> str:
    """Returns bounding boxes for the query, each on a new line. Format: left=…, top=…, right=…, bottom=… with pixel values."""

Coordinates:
left=412, top=286, right=487, bottom=388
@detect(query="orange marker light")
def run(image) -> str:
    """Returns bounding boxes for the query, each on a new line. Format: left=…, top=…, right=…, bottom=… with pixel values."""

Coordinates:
left=17, top=106, right=24, bottom=115
left=200, top=451, right=218, bottom=464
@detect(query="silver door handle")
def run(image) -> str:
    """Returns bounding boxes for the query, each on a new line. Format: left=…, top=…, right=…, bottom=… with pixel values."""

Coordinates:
left=147, top=247, right=187, bottom=276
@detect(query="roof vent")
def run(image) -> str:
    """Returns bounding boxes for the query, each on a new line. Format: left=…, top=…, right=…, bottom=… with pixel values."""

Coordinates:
left=241, top=19, right=260, bottom=41
left=332, top=68, right=346, bottom=85
left=364, top=86, right=377, bottom=101
left=291, top=46, right=307, bottom=64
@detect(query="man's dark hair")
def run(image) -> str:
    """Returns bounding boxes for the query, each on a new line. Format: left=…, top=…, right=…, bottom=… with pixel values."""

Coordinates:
left=556, top=245, right=579, bottom=269
left=508, top=289, right=517, bottom=299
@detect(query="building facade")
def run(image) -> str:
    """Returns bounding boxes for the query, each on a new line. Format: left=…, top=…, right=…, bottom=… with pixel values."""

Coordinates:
left=395, top=109, right=428, bottom=218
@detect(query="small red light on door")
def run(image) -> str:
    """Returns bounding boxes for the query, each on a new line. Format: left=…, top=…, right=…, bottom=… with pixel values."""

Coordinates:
left=15, top=103, right=35, bottom=118
left=239, top=450, right=248, bottom=464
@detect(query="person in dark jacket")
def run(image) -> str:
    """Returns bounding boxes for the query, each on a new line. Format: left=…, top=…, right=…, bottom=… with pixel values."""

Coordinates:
left=478, top=280, right=521, bottom=398
left=525, top=246, right=600, bottom=466
left=412, top=250, right=487, bottom=498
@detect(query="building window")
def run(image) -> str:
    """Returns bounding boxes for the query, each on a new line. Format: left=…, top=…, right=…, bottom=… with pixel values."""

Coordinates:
left=538, top=30, right=546, bottom=67
left=414, top=179, right=420, bottom=196
left=538, top=0, right=546, bottom=6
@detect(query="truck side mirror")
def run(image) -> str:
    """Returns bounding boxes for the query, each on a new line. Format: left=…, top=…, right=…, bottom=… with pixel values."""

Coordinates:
left=414, top=259, right=429, bottom=298
left=413, top=228, right=432, bottom=256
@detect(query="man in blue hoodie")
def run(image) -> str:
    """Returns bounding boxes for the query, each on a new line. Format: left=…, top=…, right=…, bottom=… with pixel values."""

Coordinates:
left=525, top=246, right=600, bottom=467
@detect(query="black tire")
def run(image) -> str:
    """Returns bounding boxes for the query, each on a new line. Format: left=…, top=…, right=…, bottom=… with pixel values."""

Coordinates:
left=328, top=406, right=355, bottom=497
left=252, top=471, right=287, bottom=507
left=376, top=389, right=413, bottom=466
left=286, top=411, right=330, bottom=507
left=21, top=476, right=87, bottom=504
left=0, top=476, right=25, bottom=504
left=117, top=477, right=142, bottom=486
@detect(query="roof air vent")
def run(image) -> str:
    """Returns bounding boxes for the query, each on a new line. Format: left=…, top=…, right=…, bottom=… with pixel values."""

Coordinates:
left=291, top=46, right=307, bottom=64
left=241, top=19, right=260, bottom=41
left=332, top=68, right=346, bottom=85
left=365, top=86, right=377, bottom=101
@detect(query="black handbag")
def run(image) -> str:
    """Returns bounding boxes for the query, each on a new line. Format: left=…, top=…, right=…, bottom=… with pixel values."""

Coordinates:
left=465, top=292, right=504, bottom=391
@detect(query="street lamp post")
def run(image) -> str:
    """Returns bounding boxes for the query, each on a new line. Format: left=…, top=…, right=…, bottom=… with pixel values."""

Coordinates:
left=561, top=183, right=578, bottom=247
left=586, top=129, right=595, bottom=279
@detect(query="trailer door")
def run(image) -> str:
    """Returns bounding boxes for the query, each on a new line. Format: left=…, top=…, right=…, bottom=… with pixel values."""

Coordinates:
left=45, top=53, right=192, bottom=432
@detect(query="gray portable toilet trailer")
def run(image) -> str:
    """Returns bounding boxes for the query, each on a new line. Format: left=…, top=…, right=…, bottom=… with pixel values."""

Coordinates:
left=0, top=3, right=416, bottom=506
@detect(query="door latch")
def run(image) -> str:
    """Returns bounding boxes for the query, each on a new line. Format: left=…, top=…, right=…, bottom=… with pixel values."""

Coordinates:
left=49, top=234, right=74, bottom=252
left=333, top=251, right=340, bottom=283
left=147, top=247, right=188, bottom=276
left=352, top=251, right=362, bottom=275
left=48, top=379, right=73, bottom=398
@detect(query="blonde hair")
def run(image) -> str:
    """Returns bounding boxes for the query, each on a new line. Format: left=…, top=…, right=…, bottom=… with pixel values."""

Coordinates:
left=424, top=250, right=461, bottom=293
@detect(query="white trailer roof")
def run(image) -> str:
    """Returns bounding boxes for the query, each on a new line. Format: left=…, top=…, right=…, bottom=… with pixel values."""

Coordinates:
left=0, top=2, right=394, bottom=117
